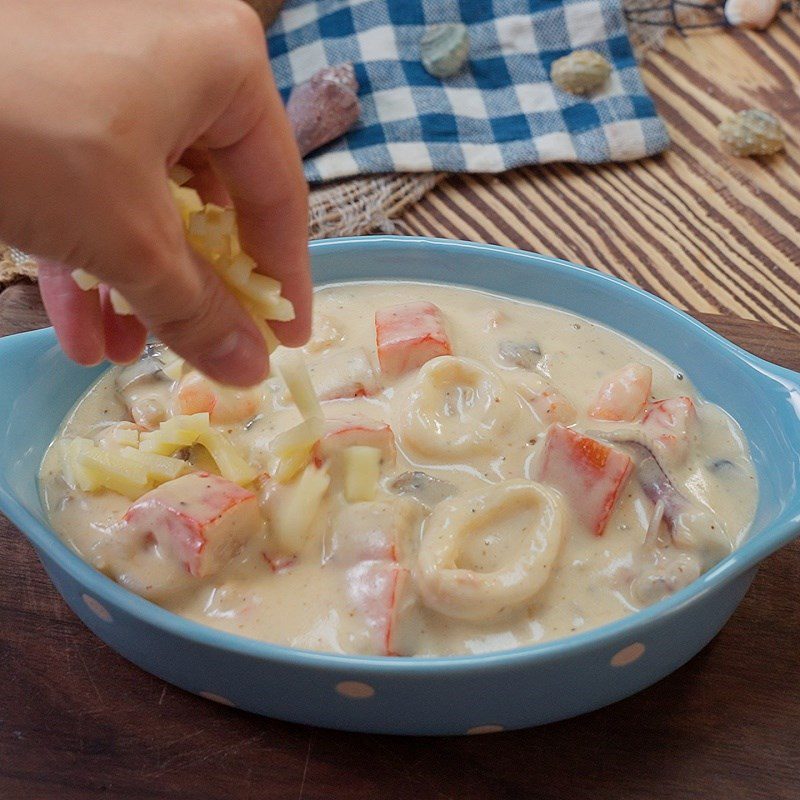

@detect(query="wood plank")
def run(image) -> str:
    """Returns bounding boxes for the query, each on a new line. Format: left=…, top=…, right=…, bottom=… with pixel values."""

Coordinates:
left=0, top=308, right=797, bottom=799
left=399, top=14, right=800, bottom=331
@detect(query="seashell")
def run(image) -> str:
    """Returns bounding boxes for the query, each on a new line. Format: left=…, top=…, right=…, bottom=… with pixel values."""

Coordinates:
left=550, top=50, right=612, bottom=96
left=718, top=109, right=785, bottom=157
left=724, top=0, right=781, bottom=30
left=286, top=63, right=360, bottom=157
left=420, top=23, right=470, bottom=79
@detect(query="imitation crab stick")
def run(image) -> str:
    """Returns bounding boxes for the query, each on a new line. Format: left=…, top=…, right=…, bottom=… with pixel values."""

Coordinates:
left=375, top=301, right=451, bottom=377
left=346, top=560, right=411, bottom=656
left=123, top=472, right=260, bottom=578
left=328, top=500, right=415, bottom=565
left=329, top=499, right=416, bottom=655
left=535, top=424, right=633, bottom=535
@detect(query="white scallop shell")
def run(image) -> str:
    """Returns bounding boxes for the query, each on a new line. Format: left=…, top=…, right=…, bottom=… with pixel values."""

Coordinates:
left=724, top=0, right=781, bottom=30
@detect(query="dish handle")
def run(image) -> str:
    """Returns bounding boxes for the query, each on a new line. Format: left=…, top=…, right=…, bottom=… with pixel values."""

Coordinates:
left=722, top=357, right=800, bottom=579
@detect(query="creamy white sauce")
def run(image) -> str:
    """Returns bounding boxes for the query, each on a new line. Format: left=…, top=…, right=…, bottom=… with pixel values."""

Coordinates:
left=40, top=282, right=758, bottom=656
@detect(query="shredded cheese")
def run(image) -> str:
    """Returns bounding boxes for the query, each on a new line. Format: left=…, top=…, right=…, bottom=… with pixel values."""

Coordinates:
left=268, top=417, right=324, bottom=483
left=343, top=446, right=381, bottom=502
left=109, top=288, right=134, bottom=315
left=70, top=269, right=100, bottom=291
left=168, top=163, right=194, bottom=187
left=138, top=413, right=256, bottom=485
left=271, top=463, right=331, bottom=554
left=279, top=351, right=323, bottom=421
left=61, top=435, right=190, bottom=499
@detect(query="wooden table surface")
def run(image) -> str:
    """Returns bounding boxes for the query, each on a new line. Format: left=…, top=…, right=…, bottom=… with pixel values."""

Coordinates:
left=2, top=17, right=800, bottom=800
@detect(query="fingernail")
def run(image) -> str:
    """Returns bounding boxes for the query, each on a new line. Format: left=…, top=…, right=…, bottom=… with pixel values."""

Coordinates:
left=197, top=328, right=268, bottom=386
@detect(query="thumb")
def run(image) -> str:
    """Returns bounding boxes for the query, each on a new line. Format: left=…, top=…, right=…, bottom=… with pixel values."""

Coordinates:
left=143, top=253, right=269, bottom=387
left=105, top=188, right=269, bottom=387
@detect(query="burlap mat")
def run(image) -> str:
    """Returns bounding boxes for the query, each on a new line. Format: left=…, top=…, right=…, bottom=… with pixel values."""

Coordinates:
left=0, top=2, right=716, bottom=284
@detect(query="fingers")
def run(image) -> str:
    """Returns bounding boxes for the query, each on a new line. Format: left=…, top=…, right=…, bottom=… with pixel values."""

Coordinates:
left=145, top=258, right=269, bottom=387
left=178, top=148, right=231, bottom=207
left=38, top=260, right=105, bottom=366
left=35, top=16, right=309, bottom=383
left=38, top=262, right=148, bottom=367
left=204, top=65, right=312, bottom=348
left=99, top=287, right=148, bottom=364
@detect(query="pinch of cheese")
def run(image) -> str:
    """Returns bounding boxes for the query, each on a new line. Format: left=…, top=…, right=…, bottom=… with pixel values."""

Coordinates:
left=109, top=289, right=134, bottom=316
left=69, top=180, right=295, bottom=351
left=70, top=269, right=100, bottom=291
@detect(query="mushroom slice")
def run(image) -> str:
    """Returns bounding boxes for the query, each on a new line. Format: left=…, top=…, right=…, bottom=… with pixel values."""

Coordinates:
left=497, top=339, right=541, bottom=370
left=388, top=471, right=457, bottom=510
left=115, top=342, right=177, bottom=393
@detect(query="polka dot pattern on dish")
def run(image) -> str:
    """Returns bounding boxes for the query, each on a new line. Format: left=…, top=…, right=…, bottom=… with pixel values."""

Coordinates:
left=81, top=593, right=112, bottom=622
left=467, top=724, right=505, bottom=735
left=335, top=680, right=375, bottom=699
left=610, top=642, right=646, bottom=667
left=199, top=691, right=235, bottom=706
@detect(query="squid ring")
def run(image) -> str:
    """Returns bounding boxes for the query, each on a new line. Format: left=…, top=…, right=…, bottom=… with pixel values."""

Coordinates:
left=416, top=480, right=564, bottom=621
left=400, top=356, right=518, bottom=460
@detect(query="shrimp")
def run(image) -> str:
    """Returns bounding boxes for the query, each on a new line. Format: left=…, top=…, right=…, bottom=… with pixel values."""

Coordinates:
left=174, top=370, right=262, bottom=425
left=524, top=387, right=577, bottom=427
left=641, top=396, right=697, bottom=467
left=588, top=362, right=652, bottom=422
left=534, top=425, right=633, bottom=535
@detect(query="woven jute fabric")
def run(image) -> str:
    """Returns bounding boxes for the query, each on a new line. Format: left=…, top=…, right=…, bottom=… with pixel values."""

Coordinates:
left=0, top=247, right=37, bottom=284
left=0, top=1, right=694, bottom=284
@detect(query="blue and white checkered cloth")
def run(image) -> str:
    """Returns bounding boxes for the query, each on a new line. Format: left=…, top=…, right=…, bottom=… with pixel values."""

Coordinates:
left=268, top=0, right=670, bottom=182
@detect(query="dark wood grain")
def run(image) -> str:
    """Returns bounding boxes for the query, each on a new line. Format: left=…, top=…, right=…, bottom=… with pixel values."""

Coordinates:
left=0, top=295, right=798, bottom=800
left=0, top=282, right=49, bottom=337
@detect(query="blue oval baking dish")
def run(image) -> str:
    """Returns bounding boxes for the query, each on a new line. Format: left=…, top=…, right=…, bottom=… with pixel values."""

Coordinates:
left=0, top=236, right=798, bottom=735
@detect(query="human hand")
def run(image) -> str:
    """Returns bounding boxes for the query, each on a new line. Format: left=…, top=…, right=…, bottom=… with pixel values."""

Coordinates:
left=0, top=0, right=310, bottom=386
